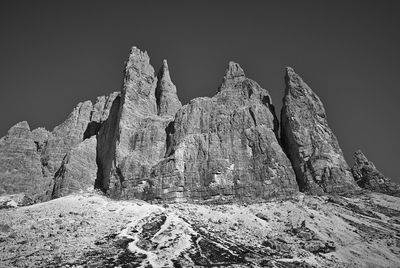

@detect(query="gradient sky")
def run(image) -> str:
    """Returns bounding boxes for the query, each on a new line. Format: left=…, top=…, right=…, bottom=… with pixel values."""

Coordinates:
left=1, top=0, right=399, bottom=182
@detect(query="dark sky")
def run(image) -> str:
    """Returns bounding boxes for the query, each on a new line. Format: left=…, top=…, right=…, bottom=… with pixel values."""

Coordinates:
left=1, top=0, right=399, bottom=182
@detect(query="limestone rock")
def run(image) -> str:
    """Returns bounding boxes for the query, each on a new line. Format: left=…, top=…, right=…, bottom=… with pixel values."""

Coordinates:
left=351, top=150, right=400, bottom=197
left=43, top=92, right=119, bottom=174
left=52, top=137, right=98, bottom=198
left=96, top=47, right=176, bottom=198
left=31, top=127, right=51, bottom=154
left=0, top=91, right=118, bottom=200
left=281, top=67, right=358, bottom=195
left=155, top=60, right=182, bottom=117
left=144, top=62, right=298, bottom=202
left=0, top=122, right=47, bottom=196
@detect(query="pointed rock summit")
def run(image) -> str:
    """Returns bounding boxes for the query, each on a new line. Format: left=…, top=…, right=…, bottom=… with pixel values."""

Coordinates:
left=145, top=61, right=298, bottom=202
left=155, top=59, right=182, bottom=117
left=123, top=46, right=157, bottom=115
left=96, top=47, right=181, bottom=197
left=281, top=67, right=359, bottom=195
left=351, top=150, right=400, bottom=197
left=2, top=46, right=388, bottom=204
left=218, top=61, right=246, bottom=92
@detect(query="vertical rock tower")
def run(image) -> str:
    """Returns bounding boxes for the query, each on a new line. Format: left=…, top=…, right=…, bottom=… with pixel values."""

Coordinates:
left=3, top=46, right=386, bottom=203
left=147, top=62, right=299, bottom=202
left=281, top=67, right=358, bottom=195
left=96, top=47, right=182, bottom=198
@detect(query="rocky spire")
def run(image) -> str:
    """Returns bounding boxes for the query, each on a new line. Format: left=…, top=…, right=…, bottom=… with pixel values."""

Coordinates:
left=155, top=59, right=182, bottom=117
left=122, top=46, right=158, bottom=115
left=96, top=47, right=172, bottom=196
left=218, top=61, right=246, bottom=92
left=351, top=150, right=400, bottom=196
left=281, top=67, right=359, bottom=195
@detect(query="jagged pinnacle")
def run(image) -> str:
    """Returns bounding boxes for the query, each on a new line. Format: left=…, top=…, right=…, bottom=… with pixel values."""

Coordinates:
left=218, top=61, right=246, bottom=92
left=225, top=61, right=245, bottom=79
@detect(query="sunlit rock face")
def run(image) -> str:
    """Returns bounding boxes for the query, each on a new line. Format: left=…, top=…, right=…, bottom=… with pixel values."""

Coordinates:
left=351, top=150, right=400, bottom=197
left=95, top=48, right=181, bottom=199
left=5, top=46, right=391, bottom=204
left=0, top=121, right=46, bottom=196
left=42, top=92, right=119, bottom=175
left=144, top=62, right=298, bottom=202
left=0, top=92, right=119, bottom=200
left=95, top=49, right=298, bottom=202
left=281, top=67, right=359, bottom=195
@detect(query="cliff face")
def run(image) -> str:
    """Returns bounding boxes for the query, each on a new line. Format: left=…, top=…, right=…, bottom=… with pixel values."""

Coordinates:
left=351, top=150, right=400, bottom=197
left=280, top=67, right=359, bottom=195
left=146, top=62, right=298, bottom=202
left=0, top=122, right=46, bottom=196
left=95, top=48, right=181, bottom=199
left=6, top=46, right=397, bottom=204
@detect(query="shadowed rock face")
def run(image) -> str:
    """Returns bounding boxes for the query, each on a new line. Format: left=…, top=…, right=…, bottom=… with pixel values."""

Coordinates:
left=155, top=60, right=182, bottom=118
left=45, top=92, right=120, bottom=198
left=281, top=67, right=359, bottom=195
left=96, top=47, right=180, bottom=198
left=43, top=92, right=119, bottom=175
left=52, top=136, right=98, bottom=199
left=352, top=150, right=400, bottom=197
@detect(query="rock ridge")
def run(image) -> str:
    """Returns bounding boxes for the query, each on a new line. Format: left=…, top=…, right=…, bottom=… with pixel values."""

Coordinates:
left=2, top=46, right=396, bottom=204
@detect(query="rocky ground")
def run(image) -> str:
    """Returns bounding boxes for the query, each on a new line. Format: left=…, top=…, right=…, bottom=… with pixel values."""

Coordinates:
left=0, top=191, right=399, bottom=268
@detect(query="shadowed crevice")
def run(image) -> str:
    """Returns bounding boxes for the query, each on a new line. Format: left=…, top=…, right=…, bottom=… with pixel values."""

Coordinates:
left=95, top=96, right=121, bottom=192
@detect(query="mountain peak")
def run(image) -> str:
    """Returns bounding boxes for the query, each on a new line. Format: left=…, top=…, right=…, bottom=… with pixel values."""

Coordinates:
left=218, top=61, right=246, bottom=92
left=225, top=61, right=245, bottom=79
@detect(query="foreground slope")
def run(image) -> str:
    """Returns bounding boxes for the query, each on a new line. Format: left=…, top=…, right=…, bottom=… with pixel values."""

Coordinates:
left=0, top=192, right=399, bottom=268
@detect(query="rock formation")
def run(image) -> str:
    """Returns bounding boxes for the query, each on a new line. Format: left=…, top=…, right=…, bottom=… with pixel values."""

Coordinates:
left=281, top=67, right=359, bottom=195
left=96, top=47, right=180, bottom=198
left=4, top=46, right=395, bottom=204
left=0, top=92, right=119, bottom=200
left=124, top=61, right=298, bottom=202
left=156, top=60, right=182, bottom=118
left=42, top=92, right=119, bottom=175
left=351, top=150, right=400, bottom=197
left=52, top=137, right=98, bottom=199
left=0, top=122, right=48, bottom=196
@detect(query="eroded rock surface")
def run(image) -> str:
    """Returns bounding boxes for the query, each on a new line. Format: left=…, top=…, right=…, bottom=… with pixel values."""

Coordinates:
left=0, top=92, right=119, bottom=200
left=156, top=59, right=182, bottom=118
left=96, top=47, right=177, bottom=198
left=351, top=150, right=400, bottom=197
left=2, top=46, right=385, bottom=204
left=281, top=67, right=358, bottom=195
left=43, top=92, right=119, bottom=175
left=146, top=62, right=298, bottom=202
left=52, top=137, right=98, bottom=199
left=0, top=122, right=48, bottom=196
